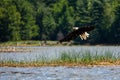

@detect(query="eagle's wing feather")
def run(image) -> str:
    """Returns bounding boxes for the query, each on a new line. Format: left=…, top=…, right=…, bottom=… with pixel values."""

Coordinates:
left=59, top=30, right=80, bottom=42
left=59, top=26, right=94, bottom=43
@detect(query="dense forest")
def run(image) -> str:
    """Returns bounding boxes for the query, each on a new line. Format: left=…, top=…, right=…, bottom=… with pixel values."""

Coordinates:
left=0, top=0, right=120, bottom=44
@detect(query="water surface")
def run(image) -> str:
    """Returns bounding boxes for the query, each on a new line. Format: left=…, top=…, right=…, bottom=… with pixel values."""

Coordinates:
left=0, top=46, right=120, bottom=80
left=0, top=66, right=120, bottom=80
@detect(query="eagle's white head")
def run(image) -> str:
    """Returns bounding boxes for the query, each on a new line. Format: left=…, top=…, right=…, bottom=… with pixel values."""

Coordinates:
left=73, top=27, right=79, bottom=30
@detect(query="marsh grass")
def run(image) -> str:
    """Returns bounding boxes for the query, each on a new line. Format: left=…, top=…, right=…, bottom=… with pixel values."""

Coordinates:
left=0, top=50, right=120, bottom=67
left=58, top=50, right=120, bottom=65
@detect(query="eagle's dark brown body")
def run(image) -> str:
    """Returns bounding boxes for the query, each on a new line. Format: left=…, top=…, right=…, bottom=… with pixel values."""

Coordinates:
left=59, top=26, right=95, bottom=43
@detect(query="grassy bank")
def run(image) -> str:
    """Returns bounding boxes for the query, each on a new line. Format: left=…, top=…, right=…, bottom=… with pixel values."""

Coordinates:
left=0, top=41, right=119, bottom=47
left=0, top=41, right=58, bottom=46
left=0, top=51, right=120, bottom=67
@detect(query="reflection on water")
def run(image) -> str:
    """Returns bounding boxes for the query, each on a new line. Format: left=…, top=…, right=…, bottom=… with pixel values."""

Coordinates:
left=0, top=66, right=120, bottom=80
left=0, top=46, right=120, bottom=61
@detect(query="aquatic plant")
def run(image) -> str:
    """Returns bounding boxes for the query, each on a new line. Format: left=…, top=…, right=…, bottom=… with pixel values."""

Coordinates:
left=0, top=50, right=120, bottom=67
left=51, top=50, right=120, bottom=66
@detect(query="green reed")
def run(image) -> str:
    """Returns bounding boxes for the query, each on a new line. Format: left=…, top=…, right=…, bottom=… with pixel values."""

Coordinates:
left=0, top=50, right=120, bottom=67
left=58, top=50, right=120, bottom=64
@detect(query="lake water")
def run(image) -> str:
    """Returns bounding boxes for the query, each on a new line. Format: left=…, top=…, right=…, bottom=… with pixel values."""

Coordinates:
left=0, top=66, right=120, bottom=80
left=0, top=46, right=120, bottom=80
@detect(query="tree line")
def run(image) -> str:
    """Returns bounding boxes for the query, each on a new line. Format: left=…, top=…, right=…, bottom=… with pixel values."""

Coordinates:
left=0, top=0, right=120, bottom=44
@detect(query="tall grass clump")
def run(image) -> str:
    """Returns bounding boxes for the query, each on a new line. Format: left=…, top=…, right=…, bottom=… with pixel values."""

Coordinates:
left=59, top=50, right=95, bottom=64
left=95, top=51, right=113, bottom=61
left=60, top=51, right=80, bottom=63
left=58, top=50, right=120, bottom=65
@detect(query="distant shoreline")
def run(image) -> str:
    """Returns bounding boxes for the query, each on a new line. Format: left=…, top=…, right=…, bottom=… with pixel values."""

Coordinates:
left=0, top=41, right=119, bottom=47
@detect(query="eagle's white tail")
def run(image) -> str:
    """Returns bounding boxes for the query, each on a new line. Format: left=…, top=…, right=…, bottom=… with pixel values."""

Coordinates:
left=80, top=32, right=89, bottom=40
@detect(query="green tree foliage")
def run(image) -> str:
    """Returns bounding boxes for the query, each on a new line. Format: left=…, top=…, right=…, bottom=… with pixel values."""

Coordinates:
left=74, top=0, right=92, bottom=26
left=14, top=0, right=38, bottom=40
left=111, top=4, right=120, bottom=44
left=52, top=0, right=74, bottom=37
left=89, top=0, right=105, bottom=43
left=31, top=1, right=56, bottom=40
left=0, top=0, right=119, bottom=44
left=0, top=0, right=21, bottom=41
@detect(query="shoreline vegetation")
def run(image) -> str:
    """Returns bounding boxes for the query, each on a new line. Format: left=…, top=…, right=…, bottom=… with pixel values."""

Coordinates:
left=0, top=41, right=119, bottom=47
left=0, top=41, right=119, bottom=53
left=0, top=49, right=120, bottom=67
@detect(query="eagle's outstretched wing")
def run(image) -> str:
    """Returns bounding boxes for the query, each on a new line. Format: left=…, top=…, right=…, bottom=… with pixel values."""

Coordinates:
left=59, top=26, right=95, bottom=43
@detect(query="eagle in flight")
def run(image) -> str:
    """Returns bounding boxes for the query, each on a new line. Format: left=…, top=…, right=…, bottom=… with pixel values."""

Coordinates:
left=59, top=26, right=95, bottom=43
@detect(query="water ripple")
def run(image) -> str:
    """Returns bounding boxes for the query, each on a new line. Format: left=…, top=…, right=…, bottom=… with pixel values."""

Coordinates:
left=0, top=66, right=120, bottom=80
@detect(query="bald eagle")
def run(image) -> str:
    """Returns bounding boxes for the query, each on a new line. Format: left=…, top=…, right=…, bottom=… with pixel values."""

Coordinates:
left=59, top=26, right=95, bottom=43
